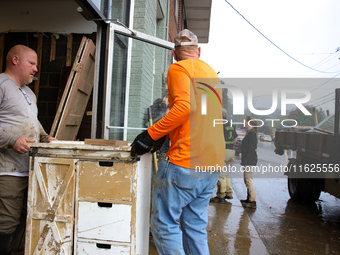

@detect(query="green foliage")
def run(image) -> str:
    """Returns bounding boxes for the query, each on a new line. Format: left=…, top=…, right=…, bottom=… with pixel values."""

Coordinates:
left=288, top=106, right=326, bottom=127
left=222, top=87, right=229, bottom=112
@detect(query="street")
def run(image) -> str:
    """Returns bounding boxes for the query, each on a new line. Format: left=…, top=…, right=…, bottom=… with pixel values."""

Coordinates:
left=221, top=141, right=340, bottom=254
left=150, top=141, right=340, bottom=254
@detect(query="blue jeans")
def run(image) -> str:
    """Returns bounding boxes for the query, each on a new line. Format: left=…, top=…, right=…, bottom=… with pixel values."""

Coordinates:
left=151, top=160, right=220, bottom=255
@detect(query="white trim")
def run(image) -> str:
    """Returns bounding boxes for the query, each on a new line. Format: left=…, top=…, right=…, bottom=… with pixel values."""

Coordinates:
left=103, top=22, right=173, bottom=139
left=91, top=25, right=101, bottom=138
left=112, top=23, right=174, bottom=49
left=122, top=0, right=135, bottom=141
left=103, top=25, right=115, bottom=139
left=107, top=126, right=147, bottom=131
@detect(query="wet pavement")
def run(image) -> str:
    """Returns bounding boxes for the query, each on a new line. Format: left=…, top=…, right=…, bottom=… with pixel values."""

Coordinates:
left=149, top=141, right=340, bottom=254
left=149, top=191, right=269, bottom=255
left=207, top=195, right=268, bottom=255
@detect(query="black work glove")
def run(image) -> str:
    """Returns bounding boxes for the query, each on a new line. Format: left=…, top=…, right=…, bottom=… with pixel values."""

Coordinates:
left=151, top=136, right=167, bottom=153
left=131, top=130, right=155, bottom=156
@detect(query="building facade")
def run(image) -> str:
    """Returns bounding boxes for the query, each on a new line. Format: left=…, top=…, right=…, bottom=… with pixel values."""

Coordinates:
left=0, top=0, right=213, bottom=142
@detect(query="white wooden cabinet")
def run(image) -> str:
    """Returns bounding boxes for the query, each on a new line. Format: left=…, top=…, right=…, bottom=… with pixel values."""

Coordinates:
left=25, top=142, right=151, bottom=255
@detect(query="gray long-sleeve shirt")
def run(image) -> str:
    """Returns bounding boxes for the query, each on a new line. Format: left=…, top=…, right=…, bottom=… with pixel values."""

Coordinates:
left=0, top=73, right=49, bottom=176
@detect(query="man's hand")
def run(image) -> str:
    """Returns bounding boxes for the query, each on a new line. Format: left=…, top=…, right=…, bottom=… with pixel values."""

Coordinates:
left=12, top=137, right=35, bottom=154
left=48, top=137, right=58, bottom=142
left=151, top=136, right=166, bottom=153
left=131, top=130, right=155, bottom=156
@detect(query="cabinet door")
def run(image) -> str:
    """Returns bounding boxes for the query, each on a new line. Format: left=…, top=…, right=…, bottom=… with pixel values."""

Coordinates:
left=76, top=201, right=132, bottom=242
left=25, top=157, right=76, bottom=255
left=76, top=241, right=130, bottom=255
left=77, top=161, right=133, bottom=201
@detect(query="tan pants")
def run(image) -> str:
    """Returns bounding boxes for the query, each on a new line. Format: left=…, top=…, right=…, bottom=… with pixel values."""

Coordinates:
left=243, top=165, right=256, bottom=202
left=216, top=149, right=235, bottom=199
left=0, top=175, right=28, bottom=234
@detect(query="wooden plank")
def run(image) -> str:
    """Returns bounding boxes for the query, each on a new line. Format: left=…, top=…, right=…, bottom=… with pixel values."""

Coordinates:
left=84, top=139, right=128, bottom=146
left=65, top=114, right=82, bottom=126
left=0, top=34, right=5, bottom=72
left=66, top=35, right=73, bottom=67
left=54, top=38, right=96, bottom=140
left=34, top=36, right=43, bottom=101
left=50, top=35, right=56, bottom=62
left=50, top=37, right=87, bottom=137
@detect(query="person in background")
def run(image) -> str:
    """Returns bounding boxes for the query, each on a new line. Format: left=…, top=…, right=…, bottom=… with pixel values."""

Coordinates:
left=130, top=29, right=225, bottom=255
left=147, top=90, right=170, bottom=166
left=0, top=45, right=57, bottom=254
left=210, top=108, right=238, bottom=203
left=149, top=90, right=169, bottom=124
left=240, top=116, right=258, bottom=209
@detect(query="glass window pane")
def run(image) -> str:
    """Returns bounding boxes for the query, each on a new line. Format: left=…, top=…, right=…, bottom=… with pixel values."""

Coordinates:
left=90, top=0, right=102, bottom=10
left=89, top=0, right=107, bottom=16
left=109, top=34, right=128, bottom=140
left=111, top=0, right=130, bottom=26
left=86, top=0, right=130, bottom=23
left=108, top=35, right=170, bottom=142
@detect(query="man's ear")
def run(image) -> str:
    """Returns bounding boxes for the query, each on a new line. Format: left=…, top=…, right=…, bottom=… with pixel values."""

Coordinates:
left=12, top=55, right=19, bottom=65
left=198, top=47, right=201, bottom=58
left=172, top=49, right=178, bottom=61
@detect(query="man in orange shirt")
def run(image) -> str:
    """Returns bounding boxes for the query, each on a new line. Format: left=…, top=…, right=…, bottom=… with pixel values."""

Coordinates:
left=131, top=29, right=225, bottom=255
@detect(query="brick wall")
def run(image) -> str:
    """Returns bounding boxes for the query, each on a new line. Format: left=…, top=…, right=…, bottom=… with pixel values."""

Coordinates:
left=168, top=0, right=184, bottom=43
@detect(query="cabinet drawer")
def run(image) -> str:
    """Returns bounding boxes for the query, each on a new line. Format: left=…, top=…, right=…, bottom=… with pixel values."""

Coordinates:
left=76, top=241, right=130, bottom=255
left=77, top=201, right=131, bottom=242
left=78, top=161, right=133, bottom=201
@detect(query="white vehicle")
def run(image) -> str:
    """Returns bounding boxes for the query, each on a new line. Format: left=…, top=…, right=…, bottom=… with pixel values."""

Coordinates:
left=263, top=135, right=272, bottom=142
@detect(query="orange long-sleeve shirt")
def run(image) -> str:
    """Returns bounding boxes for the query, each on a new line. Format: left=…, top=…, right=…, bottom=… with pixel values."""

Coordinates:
left=148, top=59, right=225, bottom=169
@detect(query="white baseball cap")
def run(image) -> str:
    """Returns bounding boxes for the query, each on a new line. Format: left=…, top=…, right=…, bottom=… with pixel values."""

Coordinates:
left=174, top=29, right=198, bottom=47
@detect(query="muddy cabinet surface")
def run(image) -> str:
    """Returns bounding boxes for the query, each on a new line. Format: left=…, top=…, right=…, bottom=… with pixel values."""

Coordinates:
left=25, top=143, right=151, bottom=255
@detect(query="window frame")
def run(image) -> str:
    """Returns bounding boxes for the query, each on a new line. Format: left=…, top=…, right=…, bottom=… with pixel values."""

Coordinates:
left=98, top=22, right=174, bottom=140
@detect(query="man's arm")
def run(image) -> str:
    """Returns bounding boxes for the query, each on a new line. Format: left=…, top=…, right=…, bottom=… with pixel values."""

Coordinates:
left=0, top=128, right=18, bottom=149
left=38, top=122, right=57, bottom=143
left=12, top=137, right=35, bottom=154
left=0, top=128, right=20, bottom=149
left=130, top=64, right=193, bottom=156
left=148, top=64, right=193, bottom=140
left=0, top=128, right=35, bottom=154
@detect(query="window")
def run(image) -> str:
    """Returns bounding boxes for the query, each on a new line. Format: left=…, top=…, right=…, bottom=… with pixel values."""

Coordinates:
left=110, top=0, right=130, bottom=26
left=109, top=34, right=128, bottom=140
left=101, top=23, right=174, bottom=141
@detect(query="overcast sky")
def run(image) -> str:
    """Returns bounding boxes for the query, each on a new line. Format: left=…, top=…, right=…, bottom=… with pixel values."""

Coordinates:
left=199, top=0, right=340, bottom=114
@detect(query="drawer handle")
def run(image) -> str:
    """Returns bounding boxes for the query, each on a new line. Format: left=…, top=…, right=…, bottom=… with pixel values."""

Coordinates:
left=98, top=161, right=114, bottom=167
left=96, top=243, right=111, bottom=249
left=98, top=202, right=113, bottom=208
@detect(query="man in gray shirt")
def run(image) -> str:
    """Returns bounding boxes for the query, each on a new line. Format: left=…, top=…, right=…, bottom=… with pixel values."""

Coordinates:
left=0, top=45, right=56, bottom=254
